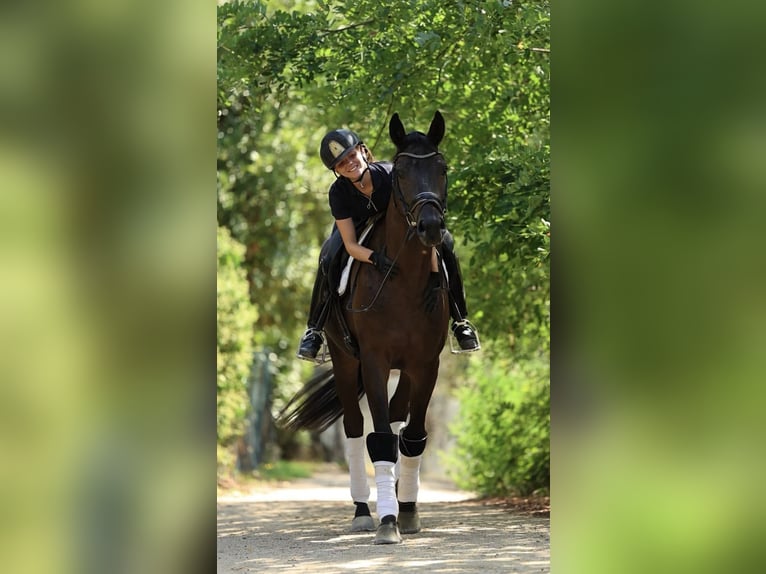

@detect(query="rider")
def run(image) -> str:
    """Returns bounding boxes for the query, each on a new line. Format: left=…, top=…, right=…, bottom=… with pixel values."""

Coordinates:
left=296, top=127, right=480, bottom=361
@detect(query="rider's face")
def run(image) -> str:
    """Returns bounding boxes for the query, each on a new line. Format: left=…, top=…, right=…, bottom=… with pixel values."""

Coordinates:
left=335, top=146, right=366, bottom=180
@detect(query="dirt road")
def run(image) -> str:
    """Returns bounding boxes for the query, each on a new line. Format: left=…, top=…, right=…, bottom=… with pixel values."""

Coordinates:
left=217, top=465, right=550, bottom=573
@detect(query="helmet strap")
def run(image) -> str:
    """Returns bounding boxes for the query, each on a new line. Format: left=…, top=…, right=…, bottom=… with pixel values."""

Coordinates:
left=350, top=165, right=370, bottom=189
left=352, top=146, right=371, bottom=188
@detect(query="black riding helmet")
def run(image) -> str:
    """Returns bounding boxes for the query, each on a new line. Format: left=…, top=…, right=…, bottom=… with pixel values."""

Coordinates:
left=320, top=129, right=363, bottom=170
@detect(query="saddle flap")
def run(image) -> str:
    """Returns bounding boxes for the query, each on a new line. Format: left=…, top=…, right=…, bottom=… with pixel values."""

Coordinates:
left=338, top=220, right=377, bottom=296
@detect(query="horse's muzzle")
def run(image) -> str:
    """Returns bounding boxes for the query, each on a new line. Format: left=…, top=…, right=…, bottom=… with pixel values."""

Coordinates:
left=416, top=208, right=446, bottom=247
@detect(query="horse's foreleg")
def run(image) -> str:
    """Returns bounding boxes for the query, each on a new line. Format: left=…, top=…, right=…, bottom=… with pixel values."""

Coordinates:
left=389, top=372, right=411, bottom=482
left=388, top=372, right=410, bottom=425
left=397, top=361, right=439, bottom=534
left=366, top=431, right=401, bottom=544
left=390, top=422, right=405, bottom=483
left=361, top=357, right=402, bottom=544
left=398, top=432, right=427, bottom=534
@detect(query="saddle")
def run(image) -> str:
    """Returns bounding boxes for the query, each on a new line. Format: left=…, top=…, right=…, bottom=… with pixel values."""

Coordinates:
left=327, top=214, right=385, bottom=358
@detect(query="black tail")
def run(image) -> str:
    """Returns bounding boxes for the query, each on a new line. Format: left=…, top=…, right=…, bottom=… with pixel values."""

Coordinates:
left=278, top=364, right=365, bottom=433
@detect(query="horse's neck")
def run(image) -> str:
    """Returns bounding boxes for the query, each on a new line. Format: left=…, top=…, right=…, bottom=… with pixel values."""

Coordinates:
left=384, top=201, right=433, bottom=282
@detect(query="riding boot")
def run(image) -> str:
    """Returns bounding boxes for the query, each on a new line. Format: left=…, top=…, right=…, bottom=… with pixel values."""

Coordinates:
left=297, top=227, right=346, bottom=362
left=441, top=240, right=481, bottom=353
left=296, top=267, right=331, bottom=362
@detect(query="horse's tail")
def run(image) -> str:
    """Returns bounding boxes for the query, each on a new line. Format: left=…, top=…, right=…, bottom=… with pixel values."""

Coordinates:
left=277, top=364, right=365, bottom=433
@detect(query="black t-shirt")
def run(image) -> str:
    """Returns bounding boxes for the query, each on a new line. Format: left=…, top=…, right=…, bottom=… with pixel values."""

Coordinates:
left=328, top=161, right=393, bottom=226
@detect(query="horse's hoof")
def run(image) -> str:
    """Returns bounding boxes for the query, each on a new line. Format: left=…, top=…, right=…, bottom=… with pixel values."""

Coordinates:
left=373, top=516, right=402, bottom=544
left=398, top=509, right=421, bottom=534
left=350, top=515, right=375, bottom=532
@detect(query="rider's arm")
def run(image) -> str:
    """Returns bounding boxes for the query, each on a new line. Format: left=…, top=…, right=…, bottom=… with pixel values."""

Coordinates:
left=336, top=218, right=375, bottom=264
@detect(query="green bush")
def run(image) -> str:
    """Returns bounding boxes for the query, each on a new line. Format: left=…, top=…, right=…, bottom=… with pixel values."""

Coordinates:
left=448, top=358, right=550, bottom=497
left=217, top=226, right=258, bottom=471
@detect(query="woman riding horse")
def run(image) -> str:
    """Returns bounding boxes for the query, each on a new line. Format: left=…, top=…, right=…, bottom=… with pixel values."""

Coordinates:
left=283, top=111, right=474, bottom=543
left=296, top=125, right=480, bottom=360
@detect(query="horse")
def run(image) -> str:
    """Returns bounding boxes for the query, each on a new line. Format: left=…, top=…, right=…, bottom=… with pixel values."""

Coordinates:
left=280, top=111, right=451, bottom=544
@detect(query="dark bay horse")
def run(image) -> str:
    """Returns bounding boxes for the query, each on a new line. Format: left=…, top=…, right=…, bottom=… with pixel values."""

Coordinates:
left=280, top=111, right=450, bottom=544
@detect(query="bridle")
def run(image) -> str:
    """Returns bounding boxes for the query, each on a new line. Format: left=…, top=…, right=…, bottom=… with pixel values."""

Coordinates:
left=392, top=151, right=448, bottom=228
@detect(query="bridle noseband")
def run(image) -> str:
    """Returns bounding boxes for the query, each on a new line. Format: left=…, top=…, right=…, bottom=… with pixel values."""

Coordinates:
left=392, top=151, right=447, bottom=228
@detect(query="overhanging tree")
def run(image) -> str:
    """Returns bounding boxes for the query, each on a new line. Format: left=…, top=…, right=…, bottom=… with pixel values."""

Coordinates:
left=217, top=0, right=550, bottom=490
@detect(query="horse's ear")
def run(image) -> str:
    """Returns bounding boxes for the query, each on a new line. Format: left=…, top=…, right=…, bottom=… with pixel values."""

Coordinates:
left=427, top=111, right=445, bottom=147
left=389, top=113, right=406, bottom=148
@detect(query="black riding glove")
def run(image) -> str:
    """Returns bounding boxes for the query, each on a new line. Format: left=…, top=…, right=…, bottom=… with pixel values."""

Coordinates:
left=422, top=271, right=442, bottom=313
left=368, top=249, right=398, bottom=276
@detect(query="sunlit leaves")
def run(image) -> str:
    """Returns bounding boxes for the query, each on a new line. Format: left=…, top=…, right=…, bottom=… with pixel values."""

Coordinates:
left=217, top=227, right=257, bottom=461
left=217, top=0, right=549, bottom=358
left=449, top=358, right=550, bottom=496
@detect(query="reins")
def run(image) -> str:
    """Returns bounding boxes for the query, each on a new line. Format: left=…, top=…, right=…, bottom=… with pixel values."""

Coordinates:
left=344, top=225, right=415, bottom=314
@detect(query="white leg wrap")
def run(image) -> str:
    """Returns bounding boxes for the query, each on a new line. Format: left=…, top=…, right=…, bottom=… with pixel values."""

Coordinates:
left=397, top=455, right=422, bottom=503
left=390, top=422, right=405, bottom=481
left=390, top=421, right=406, bottom=435
left=373, top=461, right=398, bottom=519
left=345, top=436, right=370, bottom=503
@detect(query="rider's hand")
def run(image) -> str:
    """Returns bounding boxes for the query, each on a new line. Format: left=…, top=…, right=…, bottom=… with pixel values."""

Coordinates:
left=368, top=249, right=398, bottom=276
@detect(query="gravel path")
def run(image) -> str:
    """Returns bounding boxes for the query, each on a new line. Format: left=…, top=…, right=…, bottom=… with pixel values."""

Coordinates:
left=217, top=465, right=549, bottom=573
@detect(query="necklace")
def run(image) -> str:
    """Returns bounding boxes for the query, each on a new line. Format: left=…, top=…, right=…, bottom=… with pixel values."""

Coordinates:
left=351, top=166, right=370, bottom=189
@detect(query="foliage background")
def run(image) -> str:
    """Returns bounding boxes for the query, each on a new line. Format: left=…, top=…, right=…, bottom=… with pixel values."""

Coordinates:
left=216, top=0, right=550, bottom=496
left=449, top=359, right=549, bottom=497
left=217, top=227, right=258, bottom=470
left=5, top=1, right=765, bottom=573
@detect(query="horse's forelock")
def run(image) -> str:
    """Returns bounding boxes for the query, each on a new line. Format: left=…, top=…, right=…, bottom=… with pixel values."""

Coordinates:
left=397, top=131, right=437, bottom=155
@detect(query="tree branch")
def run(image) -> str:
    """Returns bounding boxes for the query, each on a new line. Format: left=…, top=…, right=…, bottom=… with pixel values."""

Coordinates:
left=370, top=95, right=397, bottom=153
left=318, top=20, right=375, bottom=37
